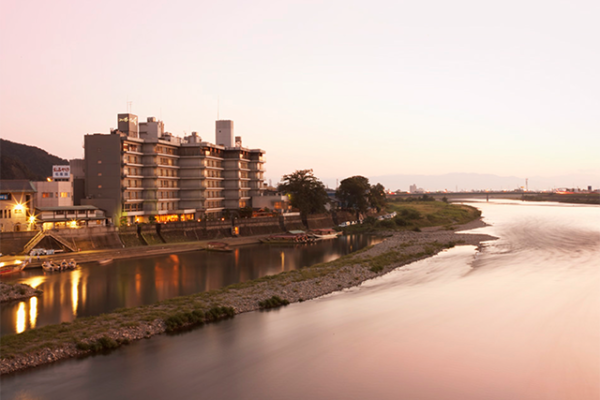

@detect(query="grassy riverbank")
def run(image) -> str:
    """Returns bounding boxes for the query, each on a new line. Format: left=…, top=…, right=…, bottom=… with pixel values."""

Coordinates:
left=343, top=201, right=482, bottom=233
left=0, top=203, right=494, bottom=375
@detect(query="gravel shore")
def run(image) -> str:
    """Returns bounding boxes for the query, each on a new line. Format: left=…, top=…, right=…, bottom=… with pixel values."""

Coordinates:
left=0, top=283, right=41, bottom=303
left=1, top=219, right=496, bottom=375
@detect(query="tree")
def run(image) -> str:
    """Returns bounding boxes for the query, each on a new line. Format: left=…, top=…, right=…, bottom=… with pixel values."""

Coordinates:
left=336, top=176, right=371, bottom=218
left=369, top=183, right=387, bottom=212
left=277, top=169, right=330, bottom=221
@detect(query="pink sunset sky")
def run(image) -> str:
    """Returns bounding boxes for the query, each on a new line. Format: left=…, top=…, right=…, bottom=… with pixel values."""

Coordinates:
left=1, top=0, right=598, bottom=189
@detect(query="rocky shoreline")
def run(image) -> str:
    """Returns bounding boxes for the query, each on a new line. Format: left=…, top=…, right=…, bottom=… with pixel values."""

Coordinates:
left=0, top=283, right=41, bottom=303
left=0, top=219, right=496, bottom=375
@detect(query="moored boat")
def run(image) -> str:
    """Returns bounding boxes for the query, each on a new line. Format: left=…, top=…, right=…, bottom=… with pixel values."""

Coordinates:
left=42, top=259, right=77, bottom=272
left=0, top=260, right=29, bottom=275
left=206, top=242, right=233, bottom=252
left=260, top=231, right=317, bottom=244
left=308, top=228, right=342, bottom=240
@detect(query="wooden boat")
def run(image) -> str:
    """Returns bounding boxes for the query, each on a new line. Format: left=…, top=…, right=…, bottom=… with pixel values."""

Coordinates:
left=42, top=260, right=59, bottom=272
left=42, top=259, right=77, bottom=272
left=260, top=231, right=317, bottom=244
left=206, top=242, right=233, bottom=252
left=308, top=228, right=342, bottom=240
left=0, top=260, right=29, bottom=275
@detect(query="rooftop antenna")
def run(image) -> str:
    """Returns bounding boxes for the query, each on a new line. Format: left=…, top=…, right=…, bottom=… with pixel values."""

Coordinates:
left=217, top=96, right=220, bottom=120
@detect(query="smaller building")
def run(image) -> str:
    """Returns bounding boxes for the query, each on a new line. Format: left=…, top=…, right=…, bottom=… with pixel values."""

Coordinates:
left=252, top=194, right=290, bottom=213
left=32, top=180, right=73, bottom=208
left=0, top=180, right=36, bottom=232
left=35, top=206, right=106, bottom=230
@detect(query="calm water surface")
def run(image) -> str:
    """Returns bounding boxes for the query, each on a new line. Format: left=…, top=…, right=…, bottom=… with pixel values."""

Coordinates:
left=2, top=201, right=599, bottom=400
left=0, top=234, right=380, bottom=336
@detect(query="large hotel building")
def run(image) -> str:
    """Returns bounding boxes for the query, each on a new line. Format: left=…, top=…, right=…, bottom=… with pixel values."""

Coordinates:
left=84, top=113, right=266, bottom=224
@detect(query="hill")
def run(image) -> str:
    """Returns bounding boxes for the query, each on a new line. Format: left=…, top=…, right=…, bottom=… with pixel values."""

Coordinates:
left=0, top=139, right=69, bottom=180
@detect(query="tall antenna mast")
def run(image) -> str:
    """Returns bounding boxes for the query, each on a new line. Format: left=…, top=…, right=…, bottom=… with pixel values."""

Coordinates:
left=217, top=96, right=220, bottom=120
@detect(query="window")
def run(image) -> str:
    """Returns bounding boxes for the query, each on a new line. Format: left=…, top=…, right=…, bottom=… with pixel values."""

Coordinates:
left=98, top=185, right=102, bottom=189
left=98, top=160, right=102, bottom=164
left=98, top=173, right=102, bottom=176
left=60, top=192, right=68, bottom=198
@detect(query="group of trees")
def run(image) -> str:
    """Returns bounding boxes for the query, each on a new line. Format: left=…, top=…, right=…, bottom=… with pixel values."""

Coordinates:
left=277, top=169, right=387, bottom=220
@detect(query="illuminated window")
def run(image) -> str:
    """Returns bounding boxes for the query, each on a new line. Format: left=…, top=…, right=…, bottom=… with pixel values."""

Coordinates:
left=60, top=192, right=68, bottom=198
left=98, top=160, right=102, bottom=164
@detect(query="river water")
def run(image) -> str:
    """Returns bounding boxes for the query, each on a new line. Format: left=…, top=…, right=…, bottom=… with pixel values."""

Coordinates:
left=0, top=234, right=380, bottom=336
left=2, top=201, right=599, bottom=400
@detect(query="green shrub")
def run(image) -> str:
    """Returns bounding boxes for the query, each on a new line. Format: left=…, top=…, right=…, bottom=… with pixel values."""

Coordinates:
left=258, top=296, right=290, bottom=309
left=401, top=208, right=421, bottom=220
left=377, top=219, right=395, bottom=229
left=97, top=336, right=119, bottom=350
left=394, top=216, right=409, bottom=226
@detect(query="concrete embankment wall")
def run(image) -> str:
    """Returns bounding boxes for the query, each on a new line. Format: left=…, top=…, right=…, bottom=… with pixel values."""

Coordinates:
left=0, top=231, right=37, bottom=255
left=236, top=216, right=282, bottom=236
left=306, top=213, right=335, bottom=230
left=140, top=224, right=164, bottom=245
left=2, top=213, right=340, bottom=254
left=281, top=214, right=306, bottom=231
left=50, top=227, right=123, bottom=251
left=119, top=226, right=145, bottom=247
left=159, top=222, right=200, bottom=243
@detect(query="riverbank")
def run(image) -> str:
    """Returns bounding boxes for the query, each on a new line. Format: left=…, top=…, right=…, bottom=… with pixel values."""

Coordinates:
left=0, top=218, right=496, bottom=375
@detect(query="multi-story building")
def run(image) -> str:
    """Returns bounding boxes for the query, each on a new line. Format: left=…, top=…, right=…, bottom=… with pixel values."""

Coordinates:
left=84, top=113, right=266, bottom=225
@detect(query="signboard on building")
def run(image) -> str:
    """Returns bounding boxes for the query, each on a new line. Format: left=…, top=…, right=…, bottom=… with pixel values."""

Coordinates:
left=52, top=165, right=71, bottom=179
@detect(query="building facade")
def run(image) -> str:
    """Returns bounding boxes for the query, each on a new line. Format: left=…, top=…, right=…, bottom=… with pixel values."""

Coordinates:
left=0, top=180, right=36, bottom=232
left=32, top=181, right=73, bottom=208
left=84, top=113, right=266, bottom=224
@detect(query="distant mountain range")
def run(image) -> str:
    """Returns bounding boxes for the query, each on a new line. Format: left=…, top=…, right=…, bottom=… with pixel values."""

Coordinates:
left=368, top=173, right=600, bottom=192
left=0, top=139, right=69, bottom=181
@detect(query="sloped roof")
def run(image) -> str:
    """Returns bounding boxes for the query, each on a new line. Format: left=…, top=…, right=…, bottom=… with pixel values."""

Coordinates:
left=0, top=180, right=37, bottom=193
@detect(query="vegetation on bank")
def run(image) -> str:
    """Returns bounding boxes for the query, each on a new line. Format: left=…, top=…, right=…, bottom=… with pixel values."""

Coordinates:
left=522, top=193, right=600, bottom=205
left=342, top=199, right=481, bottom=234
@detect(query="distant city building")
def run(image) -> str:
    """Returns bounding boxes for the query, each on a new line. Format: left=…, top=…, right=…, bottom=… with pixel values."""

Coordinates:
left=83, top=113, right=266, bottom=224
left=409, top=184, right=425, bottom=194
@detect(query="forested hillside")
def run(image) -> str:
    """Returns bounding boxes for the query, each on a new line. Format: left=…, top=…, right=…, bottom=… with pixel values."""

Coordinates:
left=0, top=139, right=68, bottom=180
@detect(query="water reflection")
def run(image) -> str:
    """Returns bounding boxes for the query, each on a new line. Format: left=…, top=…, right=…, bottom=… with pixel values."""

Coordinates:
left=16, top=302, right=25, bottom=334
left=29, top=296, right=37, bottom=329
left=1, top=235, right=379, bottom=336
left=71, top=269, right=81, bottom=316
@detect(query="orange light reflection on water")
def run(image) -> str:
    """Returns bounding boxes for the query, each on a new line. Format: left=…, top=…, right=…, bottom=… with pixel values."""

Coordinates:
left=71, top=269, right=82, bottom=316
left=16, top=302, right=26, bottom=334
left=29, top=296, right=38, bottom=329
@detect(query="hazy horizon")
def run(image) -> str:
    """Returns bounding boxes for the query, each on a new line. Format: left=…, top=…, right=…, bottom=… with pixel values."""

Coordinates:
left=1, top=0, right=598, bottom=188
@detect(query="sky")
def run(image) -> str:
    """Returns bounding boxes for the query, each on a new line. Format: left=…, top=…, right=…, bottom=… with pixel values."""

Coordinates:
left=1, top=0, right=598, bottom=190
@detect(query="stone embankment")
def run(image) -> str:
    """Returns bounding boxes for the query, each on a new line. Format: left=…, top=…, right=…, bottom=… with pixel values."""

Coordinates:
left=0, top=219, right=496, bottom=375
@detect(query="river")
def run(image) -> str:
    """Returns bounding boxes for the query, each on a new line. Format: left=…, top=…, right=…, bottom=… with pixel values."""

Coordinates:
left=0, top=234, right=380, bottom=336
left=2, top=201, right=599, bottom=399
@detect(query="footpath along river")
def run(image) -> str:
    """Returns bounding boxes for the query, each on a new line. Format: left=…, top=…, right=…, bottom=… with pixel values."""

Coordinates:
left=2, top=200, right=599, bottom=400
left=0, top=234, right=380, bottom=336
